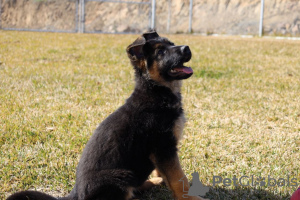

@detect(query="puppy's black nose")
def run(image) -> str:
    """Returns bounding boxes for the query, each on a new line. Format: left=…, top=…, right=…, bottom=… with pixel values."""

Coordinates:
left=181, top=46, right=191, bottom=61
left=181, top=46, right=191, bottom=55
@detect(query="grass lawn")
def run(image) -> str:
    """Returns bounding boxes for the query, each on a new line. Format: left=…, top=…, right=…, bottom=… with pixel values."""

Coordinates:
left=0, top=31, right=299, bottom=200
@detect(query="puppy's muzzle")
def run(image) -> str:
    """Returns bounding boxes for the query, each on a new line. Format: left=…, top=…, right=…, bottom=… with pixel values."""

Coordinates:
left=180, top=46, right=192, bottom=62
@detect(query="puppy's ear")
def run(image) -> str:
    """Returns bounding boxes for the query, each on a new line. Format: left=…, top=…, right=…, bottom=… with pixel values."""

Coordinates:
left=126, top=36, right=146, bottom=61
left=143, top=31, right=159, bottom=41
left=126, top=31, right=159, bottom=61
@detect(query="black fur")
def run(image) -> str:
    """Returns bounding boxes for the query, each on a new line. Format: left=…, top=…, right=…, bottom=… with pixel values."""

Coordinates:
left=7, top=31, right=193, bottom=200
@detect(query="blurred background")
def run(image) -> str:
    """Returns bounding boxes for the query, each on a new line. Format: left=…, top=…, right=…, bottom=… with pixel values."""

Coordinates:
left=0, top=0, right=300, bottom=36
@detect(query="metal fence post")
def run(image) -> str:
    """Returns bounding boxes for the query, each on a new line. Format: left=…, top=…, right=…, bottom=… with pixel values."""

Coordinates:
left=82, top=0, right=85, bottom=33
left=189, top=0, right=193, bottom=33
left=75, top=0, right=79, bottom=32
left=167, top=0, right=171, bottom=33
left=151, top=0, right=156, bottom=30
left=259, top=0, right=265, bottom=37
left=78, top=0, right=85, bottom=33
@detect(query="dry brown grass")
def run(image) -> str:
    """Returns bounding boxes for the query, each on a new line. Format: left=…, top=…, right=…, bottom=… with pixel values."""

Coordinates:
left=0, top=31, right=299, bottom=200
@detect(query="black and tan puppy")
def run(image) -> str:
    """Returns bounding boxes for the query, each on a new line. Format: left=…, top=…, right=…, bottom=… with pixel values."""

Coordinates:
left=7, top=31, right=206, bottom=200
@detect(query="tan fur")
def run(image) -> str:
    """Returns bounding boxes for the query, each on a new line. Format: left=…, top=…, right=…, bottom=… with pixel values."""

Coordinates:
left=147, top=59, right=183, bottom=95
left=150, top=154, right=207, bottom=200
left=138, top=177, right=164, bottom=191
left=148, top=61, right=164, bottom=83
left=125, top=187, right=134, bottom=200
left=152, top=169, right=161, bottom=177
left=173, top=113, right=186, bottom=142
left=165, top=80, right=182, bottom=94
left=137, top=59, right=147, bottom=71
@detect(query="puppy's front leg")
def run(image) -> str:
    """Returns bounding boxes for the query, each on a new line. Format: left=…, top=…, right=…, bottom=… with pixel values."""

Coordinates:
left=152, top=169, right=161, bottom=177
left=151, top=154, right=207, bottom=200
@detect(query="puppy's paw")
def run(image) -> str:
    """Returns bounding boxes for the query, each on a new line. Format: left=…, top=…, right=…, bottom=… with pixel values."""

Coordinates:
left=138, top=177, right=164, bottom=191
left=151, top=169, right=161, bottom=177
left=149, top=177, right=164, bottom=185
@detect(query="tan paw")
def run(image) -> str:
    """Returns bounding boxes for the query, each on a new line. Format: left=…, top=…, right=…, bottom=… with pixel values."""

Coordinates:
left=137, top=177, right=164, bottom=191
left=149, top=177, right=164, bottom=185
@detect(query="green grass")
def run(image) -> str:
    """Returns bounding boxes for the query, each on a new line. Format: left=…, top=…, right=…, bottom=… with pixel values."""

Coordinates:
left=0, top=31, right=299, bottom=200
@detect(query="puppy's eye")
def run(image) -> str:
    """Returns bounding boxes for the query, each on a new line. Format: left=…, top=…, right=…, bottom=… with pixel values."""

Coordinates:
left=157, top=49, right=165, bottom=56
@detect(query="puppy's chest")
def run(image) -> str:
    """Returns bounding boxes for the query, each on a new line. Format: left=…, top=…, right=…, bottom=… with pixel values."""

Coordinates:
left=173, top=112, right=186, bottom=142
left=154, top=93, right=185, bottom=143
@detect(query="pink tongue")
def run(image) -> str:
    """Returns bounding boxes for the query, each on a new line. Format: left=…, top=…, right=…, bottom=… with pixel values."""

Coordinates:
left=174, top=67, right=193, bottom=74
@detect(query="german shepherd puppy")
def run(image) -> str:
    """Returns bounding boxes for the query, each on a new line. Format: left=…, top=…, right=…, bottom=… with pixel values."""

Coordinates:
left=7, top=31, right=206, bottom=200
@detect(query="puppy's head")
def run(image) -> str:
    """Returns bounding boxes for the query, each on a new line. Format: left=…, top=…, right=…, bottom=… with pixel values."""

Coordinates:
left=126, top=31, right=193, bottom=84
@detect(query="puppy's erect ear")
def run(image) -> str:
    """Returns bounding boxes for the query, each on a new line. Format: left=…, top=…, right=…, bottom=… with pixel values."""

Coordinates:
left=126, top=36, right=146, bottom=61
left=143, top=31, right=159, bottom=41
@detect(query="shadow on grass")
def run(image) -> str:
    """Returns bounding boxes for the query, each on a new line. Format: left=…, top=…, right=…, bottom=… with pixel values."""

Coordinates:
left=139, top=185, right=291, bottom=200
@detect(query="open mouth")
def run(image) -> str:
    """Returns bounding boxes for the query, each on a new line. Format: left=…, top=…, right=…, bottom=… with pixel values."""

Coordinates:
left=168, top=65, right=193, bottom=77
left=167, top=50, right=193, bottom=79
left=170, top=66, right=193, bottom=74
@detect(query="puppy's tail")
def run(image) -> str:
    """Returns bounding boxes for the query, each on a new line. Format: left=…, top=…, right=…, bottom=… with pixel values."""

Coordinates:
left=6, top=190, right=69, bottom=200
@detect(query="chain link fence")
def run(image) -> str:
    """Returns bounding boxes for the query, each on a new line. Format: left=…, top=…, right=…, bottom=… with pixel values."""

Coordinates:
left=154, top=0, right=300, bottom=37
left=0, top=0, right=152, bottom=33
left=82, top=0, right=152, bottom=34
left=0, top=0, right=79, bottom=32
left=0, top=0, right=300, bottom=36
